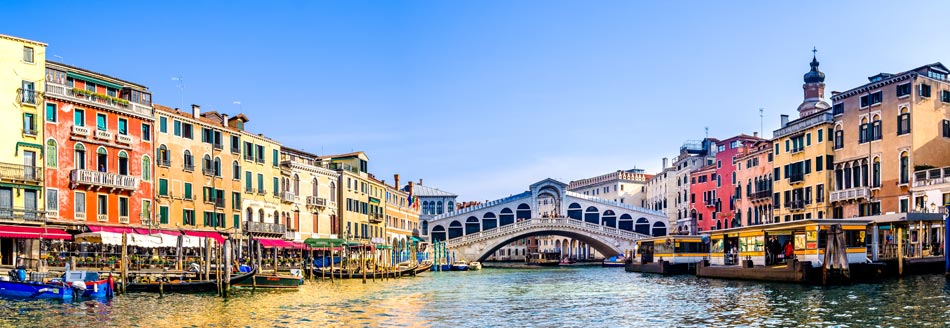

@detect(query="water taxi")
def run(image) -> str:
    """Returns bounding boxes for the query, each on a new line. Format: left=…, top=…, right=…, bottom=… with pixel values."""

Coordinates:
left=697, top=219, right=870, bottom=284
left=602, top=254, right=626, bottom=267
left=625, top=236, right=706, bottom=274
left=526, top=251, right=560, bottom=266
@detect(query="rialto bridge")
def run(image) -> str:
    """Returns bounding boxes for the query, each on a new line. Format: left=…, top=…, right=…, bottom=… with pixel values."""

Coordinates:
left=423, top=179, right=669, bottom=261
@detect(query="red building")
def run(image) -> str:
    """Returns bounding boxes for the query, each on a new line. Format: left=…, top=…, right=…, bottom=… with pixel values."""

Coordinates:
left=690, top=134, right=765, bottom=232
left=44, top=62, right=154, bottom=227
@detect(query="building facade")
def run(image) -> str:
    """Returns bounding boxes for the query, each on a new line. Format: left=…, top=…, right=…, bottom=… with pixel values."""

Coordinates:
left=322, top=152, right=386, bottom=243
left=44, top=61, right=154, bottom=228
left=734, top=140, right=773, bottom=226
left=235, top=117, right=284, bottom=239
left=412, top=180, right=457, bottom=238
left=689, top=164, right=717, bottom=232
left=673, top=139, right=717, bottom=234
left=384, top=177, right=419, bottom=247
left=645, top=161, right=674, bottom=224
left=830, top=63, right=950, bottom=217
left=279, top=147, right=339, bottom=241
left=567, top=169, right=652, bottom=206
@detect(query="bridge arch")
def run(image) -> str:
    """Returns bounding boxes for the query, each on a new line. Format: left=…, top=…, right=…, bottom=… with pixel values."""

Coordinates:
left=482, top=212, right=497, bottom=231
left=499, top=208, right=514, bottom=226
left=584, top=206, right=600, bottom=224
left=635, top=218, right=650, bottom=235
left=448, top=221, right=463, bottom=239
left=465, top=216, right=480, bottom=234
left=472, top=230, right=624, bottom=263
left=567, top=203, right=582, bottom=220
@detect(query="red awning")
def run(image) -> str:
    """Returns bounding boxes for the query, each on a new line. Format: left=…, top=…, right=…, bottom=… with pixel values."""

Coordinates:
left=0, top=225, right=72, bottom=240
left=290, top=242, right=307, bottom=249
left=258, top=238, right=292, bottom=248
left=183, top=230, right=224, bottom=244
left=87, top=225, right=136, bottom=234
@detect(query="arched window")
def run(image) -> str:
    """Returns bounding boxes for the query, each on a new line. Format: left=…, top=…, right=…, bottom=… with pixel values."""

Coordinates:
left=567, top=203, right=582, bottom=220
left=142, top=155, right=151, bottom=181
left=117, top=151, right=129, bottom=175
left=74, top=143, right=86, bottom=170
left=247, top=208, right=254, bottom=222
left=447, top=201, right=454, bottom=212
left=293, top=174, right=300, bottom=195
left=45, top=139, right=57, bottom=168
left=900, top=151, right=909, bottom=184
left=202, top=154, right=212, bottom=175
left=422, top=201, right=430, bottom=215
left=213, top=157, right=221, bottom=177
left=258, top=209, right=265, bottom=224
left=421, top=220, right=429, bottom=235
left=897, top=107, right=910, bottom=135
left=96, top=147, right=108, bottom=172
left=834, top=125, right=844, bottom=149
left=273, top=210, right=279, bottom=224
left=436, top=201, right=443, bottom=215
left=312, top=178, right=319, bottom=197
left=232, top=161, right=241, bottom=180
left=183, top=150, right=193, bottom=171
left=584, top=206, right=600, bottom=224
left=872, top=156, right=881, bottom=188
left=157, top=144, right=168, bottom=166
left=329, top=182, right=336, bottom=202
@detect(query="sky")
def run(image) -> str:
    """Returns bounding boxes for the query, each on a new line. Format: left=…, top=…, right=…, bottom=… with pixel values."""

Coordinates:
left=4, top=1, right=950, bottom=202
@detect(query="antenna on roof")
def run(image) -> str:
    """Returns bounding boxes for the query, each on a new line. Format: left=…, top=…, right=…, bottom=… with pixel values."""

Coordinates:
left=704, top=126, right=709, bottom=139
left=171, top=76, right=185, bottom=110
left=759, top=108, right=764, bottom=137
left=233, top=100, right=243, bottom=112
left=52, top=55, right=64, bottom=65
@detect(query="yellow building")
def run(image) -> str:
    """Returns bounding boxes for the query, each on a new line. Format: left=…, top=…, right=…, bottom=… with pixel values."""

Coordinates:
left=0, top=34, right=46, bottom=265
left=771, top=55, right=835, bottom=222
left=384, top=175, right=419, bottom=244
left=279, top=147, right=339, bottom=241
left=153, top=104, right=244, bottom=234
left=236, top=119, right=284, bottom=240
left=320, top=152, right=386, bottom=243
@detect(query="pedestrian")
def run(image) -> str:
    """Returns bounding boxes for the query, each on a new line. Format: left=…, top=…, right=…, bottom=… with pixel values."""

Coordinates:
left=765, top=237, right=774, bottom=265
left=783, top=240, right=794, bottom=262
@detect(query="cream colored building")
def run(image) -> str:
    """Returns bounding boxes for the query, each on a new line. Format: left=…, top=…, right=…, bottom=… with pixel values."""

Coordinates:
left=279, top=147, right=339, bottom=241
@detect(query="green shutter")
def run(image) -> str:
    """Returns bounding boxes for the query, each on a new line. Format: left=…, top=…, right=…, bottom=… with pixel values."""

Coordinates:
left=245, top=171, right=252, bottom=190
left=258, top=174, right=264, bottom=191
left=174, top=120, right=181, bottom=136
left=273, top=149, right=278, bottom=166
left=233, top=214, right=240, bottom=229
left=273, top=177, right=278, bottom=195
left=184, top=183, right=192, bottom=199
left=159, top=179, right=168, bottom=196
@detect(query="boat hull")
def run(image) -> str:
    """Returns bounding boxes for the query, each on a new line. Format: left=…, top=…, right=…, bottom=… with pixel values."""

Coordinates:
left=451, top=265, right=469, bottom=271
left=82, top=279, right=114, bottom=298
left=602, top=261, right=626, bottom=267
left=230, top=274, right=303, bottom=288
left=0, top=280, right=73, bottom=300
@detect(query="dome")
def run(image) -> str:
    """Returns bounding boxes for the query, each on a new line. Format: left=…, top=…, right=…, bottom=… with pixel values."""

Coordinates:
left=803, top=55, right=825, bottom=83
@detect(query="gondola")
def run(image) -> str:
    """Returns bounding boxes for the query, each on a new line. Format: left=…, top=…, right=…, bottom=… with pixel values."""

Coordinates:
left=315, top=265, right=417, bottom=279
left=229, top=269, right=303, bottom=289
left=125, top=268, right=256, bottom=293
left=408, top=260, right=433, bottom=275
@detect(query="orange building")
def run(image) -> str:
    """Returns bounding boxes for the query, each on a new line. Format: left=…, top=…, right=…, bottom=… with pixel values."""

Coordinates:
left=44, top=62, right=154, bottom=228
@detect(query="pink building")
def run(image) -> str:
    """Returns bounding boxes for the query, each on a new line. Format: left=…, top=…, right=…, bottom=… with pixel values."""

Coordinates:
left=691, top=134, right=766, bottom=232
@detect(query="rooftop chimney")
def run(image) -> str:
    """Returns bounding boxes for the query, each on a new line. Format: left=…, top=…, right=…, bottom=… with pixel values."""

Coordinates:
left=418, top=178, right=423, bottom=185
left=753, top=131, right=759, bottom=138
left=780, top=114, right=789, bottom=128
left=408, top=181, right=414, bottom=195
left=191, top=104, right=200, bottom=118
left=662, top=157, right=668, bottom=169
left=221, top=113, right=228, bottom=127
left=394, top=174, right=401, bottom=189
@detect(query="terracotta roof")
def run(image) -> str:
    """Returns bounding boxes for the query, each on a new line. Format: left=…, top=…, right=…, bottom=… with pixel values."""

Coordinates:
left=317, top=151, right=367, bottom=160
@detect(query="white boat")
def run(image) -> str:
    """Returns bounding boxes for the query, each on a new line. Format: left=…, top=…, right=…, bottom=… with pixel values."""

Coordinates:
left=468, top=262, right=482, bottom=271
left=451, top=260, right=469, bottom=271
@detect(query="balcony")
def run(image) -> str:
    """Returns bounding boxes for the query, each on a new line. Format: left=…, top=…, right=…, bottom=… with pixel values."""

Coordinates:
left=285, top=231, right=301, bottom=241
left=0, top=207, right=44, bottom=222
left=116, top=134, right=134, bottom=145
left=17, top=89, right=38, bottom=106
left=72, top=125, right=91, bottom=137
left=0, top=163, right=43, bottom=184
left=119, top=216, right=129, bottom=224
left=182, top=163, right=193, bottom=171
left=244, top=221, right=287, bottom=235
left=245, top=186, right=255, bottom=194
left=750, top=190, right=772, bottom=200
left=157, top=159, right=171, bottom=168
left=281, top=191, right=295, bottom=203
left=830, top=187, right=869, bottom=202
left=257, top=189, right=266, bottom=196
left=368, top=214, right=383, bottom=224
left=44, top=82, right=152, bottom=117
left=703, top=199, right=716, bottom=207
left=788, top=200, right=805, bottom=211
left=22, top=128, right=37, bottom=137
left=213, top=199, right=225, bottom=209
left=212, top=143, right=223, bottom=150
left=95, top=130, right=113, bottom=140
left=70, top=169, right=139, bottom=191
left=306, top=196, right=327, bottom=208
left=202, top=168, right=216, bottom=176
left=75, top=212, right=86, bottom=221
left=913, top=167, right=950, bottom=188
left=97, top=214, right=108, bottom=222
left=789, top=173, right=804, bottom=183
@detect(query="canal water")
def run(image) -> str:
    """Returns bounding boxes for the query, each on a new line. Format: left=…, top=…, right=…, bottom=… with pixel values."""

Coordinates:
left=2, top=267, right=950, bottom=327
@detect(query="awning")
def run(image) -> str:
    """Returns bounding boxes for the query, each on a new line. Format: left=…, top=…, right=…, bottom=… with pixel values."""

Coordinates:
left=0, top=225, right=72, bottom=240
left=304, top=238, right=346, bottom=248
left=87, top=225, right=135, bottom=234
left=75, top=231, right=180, bottom=248
left=258, top=238, right=292, bottom=248
left=183, top=230, right=224, bottom=244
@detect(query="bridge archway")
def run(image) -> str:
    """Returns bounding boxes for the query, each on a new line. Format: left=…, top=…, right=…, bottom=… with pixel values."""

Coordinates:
left=482, top=212, right=497, bottom=231
left=635, top=218, right=650, bottom=235
left=618, top=214, right=633, bottom=231
left=516, top=204, right=531, bottom=220
left=651, top=221, right=667, bottom=236
left=465, top=216, right=480, bottom=234
left=473, top=230, right=623, bottom=262
left=602, top=210, right=617, bottom=228
left=499, top=208, right=514, bottom=226
left=448, top=221, right=463, bottom=239
left=431, top=225, right=446, bottom=242
left=567, top=203, right=582, bottom=220
left=584, top=206, right=600, bottom=224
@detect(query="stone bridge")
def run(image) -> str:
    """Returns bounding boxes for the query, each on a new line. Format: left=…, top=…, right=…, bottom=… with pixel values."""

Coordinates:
left=446, top=217, right=649, bottom=262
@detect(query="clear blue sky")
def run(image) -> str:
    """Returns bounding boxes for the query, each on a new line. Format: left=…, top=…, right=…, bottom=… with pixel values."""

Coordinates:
left=4, top=1, right=949, bottom=202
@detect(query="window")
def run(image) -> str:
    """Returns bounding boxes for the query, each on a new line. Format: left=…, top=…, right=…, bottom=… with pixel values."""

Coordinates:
left=142, top=124, right=151, bottom=141
left=85, top=81, right=96, bottom=93
left=896, top=83, right=911, bottom=97
left=872, top=157, right=881, bottom=188
left=231, top=136, right=240, bottom=154
left=859, top=120, right=869, bottom=143
left=256, top=145, right=265, bottom=163
left=244, top=142, right=253, bottom=161
left=74, top=109, right=85, bottom=126
left=273, top=177, right=279, bottom=196
left=159, top=206, right=169, bottom=224
left=816, top=156, right=823, bottom=171
left=46, top=189, right=58, bottom=214
left=75, top=192, right=86, bottom=218
left=232, top=192, right=241, bottom=210
left=919, top=84, right=932, bottom=98
left=173, top=120, right=181, bottom=136
left=97, top=194, right=108, bottom=216
left=834, top=128, right=844, bottom=149
left=817, top=184, right=824, bottom=203
left=159, top=117, right=167, bottom=133
left=182, top=123, right=193, bottom=139
left=184, top=182, right=193, bottom=199
left=159, top=178, right=169, bottom=196
left=213, top=157, right=221, bottom=177
left=96, top=113, right=107, bottom=131
left=942, top=90, right=950, bottom=103
left=943, top=120, right=950, bottom=138
left=74, top=144, right=86, bottom=170
left=183, top=150, right=193, bottom=170
left=817, top=128, right=823, bottom=142
left=232, top=161, right=241, bottom=180
left=119, top=197, right=129, bottom=219
left=23, top=113, right=36, bottom=135
left=273, top=149, right=279, bottom=166
left=900, top=152, right=909, bottom=184
left=183, top=209, right=195, bottom=226
left=22, top=46, right=33, bottom=63
left=832, top=103, right=844, bottom=116
left=871, top=116, right=882, bottom=140
left=142, top=156, right=151, bottom=181
left=118, top=118, right=128, bottom=135
left=860, top=91, right=883, bottom=107
left=202, top=154, right=212, bottom=175
left=257, top=174, right=264, bottom=193
left=897, top=109, right=910, bottom=135
left=46, top=103, right=57, bottom=122
left=46, top=139, right=57, bottom=168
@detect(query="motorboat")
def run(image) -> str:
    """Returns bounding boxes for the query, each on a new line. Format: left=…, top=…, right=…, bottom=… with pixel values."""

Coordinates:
left=468, top=262, right=482, bottom=271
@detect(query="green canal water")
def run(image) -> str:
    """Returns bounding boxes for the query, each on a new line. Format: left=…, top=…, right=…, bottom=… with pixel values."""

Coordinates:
left=1, top=267, right=949, bottom=327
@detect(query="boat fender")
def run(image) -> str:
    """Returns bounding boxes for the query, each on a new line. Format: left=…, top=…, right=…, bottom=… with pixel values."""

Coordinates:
left=71, top=280, right=87, bottom=291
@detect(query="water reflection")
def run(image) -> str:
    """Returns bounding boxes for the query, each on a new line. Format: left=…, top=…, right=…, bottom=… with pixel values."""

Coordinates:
left=1, top=268, right=949, bottom=327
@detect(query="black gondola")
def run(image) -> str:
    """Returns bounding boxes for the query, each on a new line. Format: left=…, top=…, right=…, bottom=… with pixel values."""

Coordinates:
left=125, top=268, right=256, bottom=293
left=312, top=265, right=417, bottom=279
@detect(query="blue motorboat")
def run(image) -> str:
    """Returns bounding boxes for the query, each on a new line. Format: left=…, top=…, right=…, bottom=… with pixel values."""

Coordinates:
left=0, top=279, right=73, bottom=300
left=602, top=254, right=626, bottom=267
left=313, top=256, right=343, bottom=268
left=451, top=260, right=469, bottom=271
left=63, top=270, right=113, bottom=299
